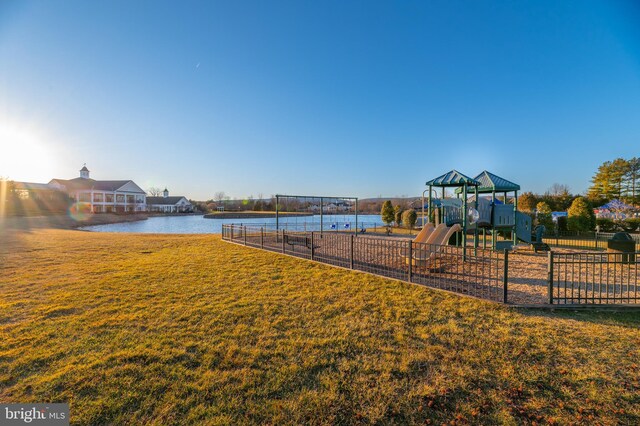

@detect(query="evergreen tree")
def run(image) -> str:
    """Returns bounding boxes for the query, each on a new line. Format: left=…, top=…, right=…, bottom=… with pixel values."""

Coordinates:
left=402, top=209, right=417, bottom=230
left=588, top=158, right=630, bottom=202
left=567, top=196, right=595, bottom=232
left=626, top=157, right=640, bottom=206
left=381, top=200, right=395, bottom=225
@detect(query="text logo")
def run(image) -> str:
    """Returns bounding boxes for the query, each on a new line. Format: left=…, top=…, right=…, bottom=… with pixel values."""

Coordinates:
left=1, top=404, right=69, bottom=425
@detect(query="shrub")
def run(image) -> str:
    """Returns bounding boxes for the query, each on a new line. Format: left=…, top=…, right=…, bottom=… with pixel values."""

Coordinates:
left=567, top=197, right=595, bottom=232
left=402, top=209, right=417, bottom=230
left=535, top=202, right=554, bottom=231
left=381, top=201, right=395, bottom=225
left=621, top=218, right=640, bottom=233
left=595, top=218, right=616, bottom=232
left=394, top=205, right=404, bottom=226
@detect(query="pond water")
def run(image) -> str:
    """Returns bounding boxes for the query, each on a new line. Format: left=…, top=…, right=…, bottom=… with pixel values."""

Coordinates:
left=81, top=214, right=384, bottom=234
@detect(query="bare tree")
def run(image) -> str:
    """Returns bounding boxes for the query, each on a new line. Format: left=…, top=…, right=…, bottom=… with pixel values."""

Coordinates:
left=548, top=183, right=571, bottom=197
left=214, top=191, right=226, bottom=203
left=147, top=187, right=163, bottom=196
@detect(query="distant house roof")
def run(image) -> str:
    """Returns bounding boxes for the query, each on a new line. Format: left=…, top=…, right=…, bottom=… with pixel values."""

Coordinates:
left=49, top=178, right=143, bottom=193
left=13, top=181, right=57, bottom=191
left=147, top=196, right=190, bottom=205
left=80, top=165, right=89, bottom=172
left=455, top=171, right=520, bottom=194
left=425, top=170, right=480, bottom=187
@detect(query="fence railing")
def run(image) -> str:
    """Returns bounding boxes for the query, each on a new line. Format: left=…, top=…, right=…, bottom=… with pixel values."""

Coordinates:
left=221, top=221, right=419, bottom=235
left=542, top=231, right=640, bottom=251
left=223, top=224, right=506, bottom=303
left=223, top=224, right=640, bottom=307
left=548, top=251, right=640, bottom=304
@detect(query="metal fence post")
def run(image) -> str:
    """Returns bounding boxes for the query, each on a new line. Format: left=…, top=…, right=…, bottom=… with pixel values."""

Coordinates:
left=243, top=225, right=247, bottom=245
left=547, top=251, right=554, bottom=304
left=408, top=241, right=413, bottom=282
left=595, top=232, right=599, bottom=250
left=230, top=225, right=234, bottom=242
left=282, top=230, right=286, bottom=253
left=503, top=249, right=509, bottom=304
left=350, top=234, right=354, bottom=269
left=311, top=232, right=315, bottom=260
left=260, top=227, right=264, bottom=249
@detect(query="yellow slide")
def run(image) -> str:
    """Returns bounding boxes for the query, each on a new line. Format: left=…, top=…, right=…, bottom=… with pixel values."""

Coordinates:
left=412, top=222, right=435, bottom=245
left=406, top=223, right=462, bottom=266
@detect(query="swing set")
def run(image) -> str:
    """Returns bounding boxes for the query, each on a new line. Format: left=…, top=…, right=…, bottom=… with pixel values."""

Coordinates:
left=274, top=194, right=359, bottom=233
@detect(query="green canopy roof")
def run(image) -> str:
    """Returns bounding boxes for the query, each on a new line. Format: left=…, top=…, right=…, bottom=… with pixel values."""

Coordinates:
left=455, top=170, right=520, bottom=194
left=425, top=170, right=480, bottom=187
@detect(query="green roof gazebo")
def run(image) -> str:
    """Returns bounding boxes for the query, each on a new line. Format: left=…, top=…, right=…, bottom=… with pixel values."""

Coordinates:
left=455, top=170, right=521, bottom=248
left=456, top=170, right=520, bottom=198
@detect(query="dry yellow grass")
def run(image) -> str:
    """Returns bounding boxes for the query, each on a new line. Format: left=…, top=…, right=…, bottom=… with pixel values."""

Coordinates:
left=1, top=229, right=639, bottom=424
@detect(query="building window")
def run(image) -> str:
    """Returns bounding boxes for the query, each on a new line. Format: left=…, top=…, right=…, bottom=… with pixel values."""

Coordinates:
left=136, top=195, right=145, bottom=203
left=78, top=192, right=91, bottom=202
left=116, top=194, right=125, bottom=203
left=105, top=194, right=114, bottom=203
left=126, top=195, right=134, bottom=204
left=93, top=193, right=104, bottom=203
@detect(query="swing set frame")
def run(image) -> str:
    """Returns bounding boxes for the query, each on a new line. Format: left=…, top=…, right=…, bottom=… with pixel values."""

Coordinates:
left=274, top=194, right=359, bottom=234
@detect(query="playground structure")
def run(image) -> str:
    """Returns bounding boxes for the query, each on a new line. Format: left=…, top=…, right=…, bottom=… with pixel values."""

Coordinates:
left=421, top=170, right=534, bottom=256
left=223, top=174, right=639, bottom=307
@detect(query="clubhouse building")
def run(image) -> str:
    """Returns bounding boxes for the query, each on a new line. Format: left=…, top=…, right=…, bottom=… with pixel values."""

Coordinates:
left=49, top=165, right=147, bottom=213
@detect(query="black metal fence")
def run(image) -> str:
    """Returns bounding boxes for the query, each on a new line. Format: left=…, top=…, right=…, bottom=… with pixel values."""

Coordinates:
left=223, top=224, right=507, bottom=302
left=548, top=251, right=640, bottom=305
left=542, top=231, right=640, bottom=251
left=221, top=221, right=417, bottom=235
left=222, top=224, right=640, bottom=307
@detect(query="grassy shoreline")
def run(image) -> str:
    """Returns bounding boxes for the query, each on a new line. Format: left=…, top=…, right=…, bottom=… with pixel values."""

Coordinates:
left=1, top=230, right=639, bottom=424
left=0, top=213, right=149, bottom=231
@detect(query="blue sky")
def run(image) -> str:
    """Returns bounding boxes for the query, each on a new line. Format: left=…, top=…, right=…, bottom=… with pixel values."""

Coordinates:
left=1, top=0, right=639, bottom=200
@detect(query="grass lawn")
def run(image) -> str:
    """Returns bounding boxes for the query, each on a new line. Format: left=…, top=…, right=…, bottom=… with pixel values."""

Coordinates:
left=1, top=230, right=640, bottom=424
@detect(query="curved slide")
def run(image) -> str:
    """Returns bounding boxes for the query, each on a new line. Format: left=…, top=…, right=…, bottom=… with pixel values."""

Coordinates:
left=515, top=211, right=532, bottom=244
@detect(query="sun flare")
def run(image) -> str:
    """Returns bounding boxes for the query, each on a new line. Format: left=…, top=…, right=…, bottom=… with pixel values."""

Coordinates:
left=0, top=121, right=56, bottom=182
